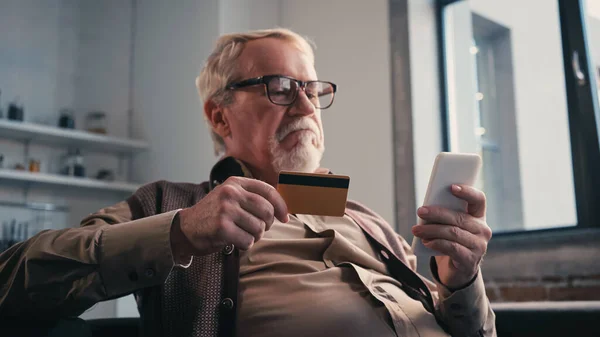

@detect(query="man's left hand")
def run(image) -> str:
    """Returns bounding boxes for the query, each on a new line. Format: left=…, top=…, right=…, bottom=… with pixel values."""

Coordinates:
left=411, top=184, right=492, bottom=289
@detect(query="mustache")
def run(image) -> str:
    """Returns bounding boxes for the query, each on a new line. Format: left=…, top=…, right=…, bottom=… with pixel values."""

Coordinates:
left=275, top=118, right=320, bottom=142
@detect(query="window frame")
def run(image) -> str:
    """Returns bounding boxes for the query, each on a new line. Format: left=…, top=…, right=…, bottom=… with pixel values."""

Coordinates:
left=435, top=0, right=600, bottom=234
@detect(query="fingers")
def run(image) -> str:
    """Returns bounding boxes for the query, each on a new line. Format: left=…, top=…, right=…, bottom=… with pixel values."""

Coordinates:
left=232, top=207, right=266, bottom=243
left=417, top=206, right=482, bottom=235
left=412, top=224, right=480, bottom=250
left=451, top=184, right=486, bottom=218
left=238, top=191, right=276, bottom=231
left=231, top=177, right=289, bottom=223
left=219, top=218, right=256, bottom=251
left=212, top=177, right=289, bottom=251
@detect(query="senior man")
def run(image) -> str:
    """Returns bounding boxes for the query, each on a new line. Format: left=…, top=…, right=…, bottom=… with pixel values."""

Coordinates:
left=0, top=29, right=495, bottom=337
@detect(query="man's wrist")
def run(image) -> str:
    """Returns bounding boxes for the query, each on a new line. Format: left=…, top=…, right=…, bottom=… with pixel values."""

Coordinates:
left=170, top=211, right=193, bottom=262
left=430, top=257, right=478, bottom=292
left=445, top=272, right=478, bottom=292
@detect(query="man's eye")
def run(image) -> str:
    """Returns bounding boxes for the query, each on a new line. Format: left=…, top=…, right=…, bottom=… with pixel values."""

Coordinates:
left=272, top=90, right=289, bottom=96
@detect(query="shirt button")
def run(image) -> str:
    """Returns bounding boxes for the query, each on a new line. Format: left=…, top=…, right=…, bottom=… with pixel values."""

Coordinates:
left=221, top=298, right=234, bottom=310
left=144, top=268, right=155, bottom=278
left=223, top=244, right=235, bottom=255
left=128, top=271, right=138, bottom=282
left=380, top=250, right=389, bottom=260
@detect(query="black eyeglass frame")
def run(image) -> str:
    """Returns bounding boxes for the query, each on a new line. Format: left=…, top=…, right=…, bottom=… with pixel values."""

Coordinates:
left=227, top=75, right=338, bottom=109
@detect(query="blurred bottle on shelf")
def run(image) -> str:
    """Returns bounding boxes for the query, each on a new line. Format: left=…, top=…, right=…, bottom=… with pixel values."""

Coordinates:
left=29, top=159, right=40, bottom=173
left=58, top=108, right=76, bottom=129
left=86, top=111, right=107, bottom=134
left=59, top=149, right=86, bottom=177
left=7, top=97, right=24, bottom=122
left=74, top=149, right=85, bottom=177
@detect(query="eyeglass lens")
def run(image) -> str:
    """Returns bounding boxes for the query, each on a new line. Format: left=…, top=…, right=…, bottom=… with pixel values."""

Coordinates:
left=266, top=77, right=334, bottom=109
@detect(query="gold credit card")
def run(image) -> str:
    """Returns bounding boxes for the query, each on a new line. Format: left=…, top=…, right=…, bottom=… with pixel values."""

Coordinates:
left=276, top=171, right=350, bottom=217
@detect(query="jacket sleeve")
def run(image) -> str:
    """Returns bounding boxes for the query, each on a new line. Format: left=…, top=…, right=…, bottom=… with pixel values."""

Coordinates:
left=400, top=236, right=497, bottom=337
left=0, top=201, right=180, bottom=319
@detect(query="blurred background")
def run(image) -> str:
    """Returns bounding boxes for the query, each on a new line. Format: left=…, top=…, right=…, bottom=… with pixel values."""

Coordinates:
left=0, top=0, right=599, bottom=320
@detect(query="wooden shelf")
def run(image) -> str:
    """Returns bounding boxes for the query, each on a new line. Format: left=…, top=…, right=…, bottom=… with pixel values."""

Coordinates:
left=0, top=169, right=139, bottom=193
left=0, top=119, right=148, bottom=154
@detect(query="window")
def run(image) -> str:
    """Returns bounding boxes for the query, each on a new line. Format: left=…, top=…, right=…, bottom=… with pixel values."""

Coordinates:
left=585, top=1, right=600, bottom=108
left=437, top=0, right=600, bottom=233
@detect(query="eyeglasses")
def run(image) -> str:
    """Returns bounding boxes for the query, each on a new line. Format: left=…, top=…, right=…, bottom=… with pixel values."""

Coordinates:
left=227, top=75, right=337, bottom=109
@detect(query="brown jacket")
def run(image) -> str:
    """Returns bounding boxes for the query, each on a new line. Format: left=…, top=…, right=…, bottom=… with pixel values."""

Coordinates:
left=0, top=157, right=495, bottom=336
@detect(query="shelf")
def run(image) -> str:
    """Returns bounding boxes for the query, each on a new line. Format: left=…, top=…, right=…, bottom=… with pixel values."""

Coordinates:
left=0, top=119, right=148, bottom=154
left=0, top=169, right=140, bottom=193
left=0, top=200, right=69, bottom=212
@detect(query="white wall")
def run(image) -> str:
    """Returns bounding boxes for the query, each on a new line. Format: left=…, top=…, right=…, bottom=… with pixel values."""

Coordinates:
left=130, top=0, right=219, bottom=185
left=0, top=0, right=75, bottom=123
left=281, top=0, right=396, bottom=225
left=219, top=0, right=281, bottom=34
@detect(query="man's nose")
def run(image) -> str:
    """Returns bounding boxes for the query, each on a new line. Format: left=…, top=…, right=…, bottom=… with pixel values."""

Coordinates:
left=288, top=89, right=315, bottom=117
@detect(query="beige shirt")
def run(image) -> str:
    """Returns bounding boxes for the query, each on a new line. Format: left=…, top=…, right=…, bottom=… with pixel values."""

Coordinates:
left=238, top=214, right=449, bottom=337
left=1, top=197, right=494, bottom=336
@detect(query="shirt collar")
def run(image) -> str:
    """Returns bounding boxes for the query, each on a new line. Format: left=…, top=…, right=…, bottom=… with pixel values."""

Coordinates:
left=208, top=156, right=254, bottom=190
left=208, top=156, right=333, bottom=191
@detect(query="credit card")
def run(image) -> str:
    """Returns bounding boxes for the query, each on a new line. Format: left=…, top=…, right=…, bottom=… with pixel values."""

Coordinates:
left=276, top=171, right=350, bottom=217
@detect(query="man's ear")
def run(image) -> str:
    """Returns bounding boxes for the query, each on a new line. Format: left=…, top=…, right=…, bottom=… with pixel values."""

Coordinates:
left=204, top=99, right=231, bottom=139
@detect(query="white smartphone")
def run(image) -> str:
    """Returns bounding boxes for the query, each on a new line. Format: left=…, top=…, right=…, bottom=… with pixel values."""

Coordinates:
left=411, top=152, right=482, bottom=256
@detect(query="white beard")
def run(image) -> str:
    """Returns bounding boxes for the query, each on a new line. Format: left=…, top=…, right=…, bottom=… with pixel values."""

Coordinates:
left=269, top=118, right=325, bottom=173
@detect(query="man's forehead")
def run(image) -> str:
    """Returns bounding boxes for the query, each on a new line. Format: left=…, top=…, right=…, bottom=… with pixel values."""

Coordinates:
left=237, top=38, right=316, bottom=79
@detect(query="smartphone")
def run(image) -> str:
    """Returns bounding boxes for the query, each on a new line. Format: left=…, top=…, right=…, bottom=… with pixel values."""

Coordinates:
left=411, top=152, right=482, bottom=256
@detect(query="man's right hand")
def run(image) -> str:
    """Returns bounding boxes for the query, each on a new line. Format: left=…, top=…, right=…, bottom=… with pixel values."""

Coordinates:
left=171, top=176, right=289, bottom=258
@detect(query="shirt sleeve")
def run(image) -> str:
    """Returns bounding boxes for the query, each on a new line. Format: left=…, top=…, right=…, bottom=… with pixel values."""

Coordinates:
left=398, top=234, right=496, bottom=336
left=0, top=201, right=187, bottom=319
left=429, top=258, right=496, bottom=337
